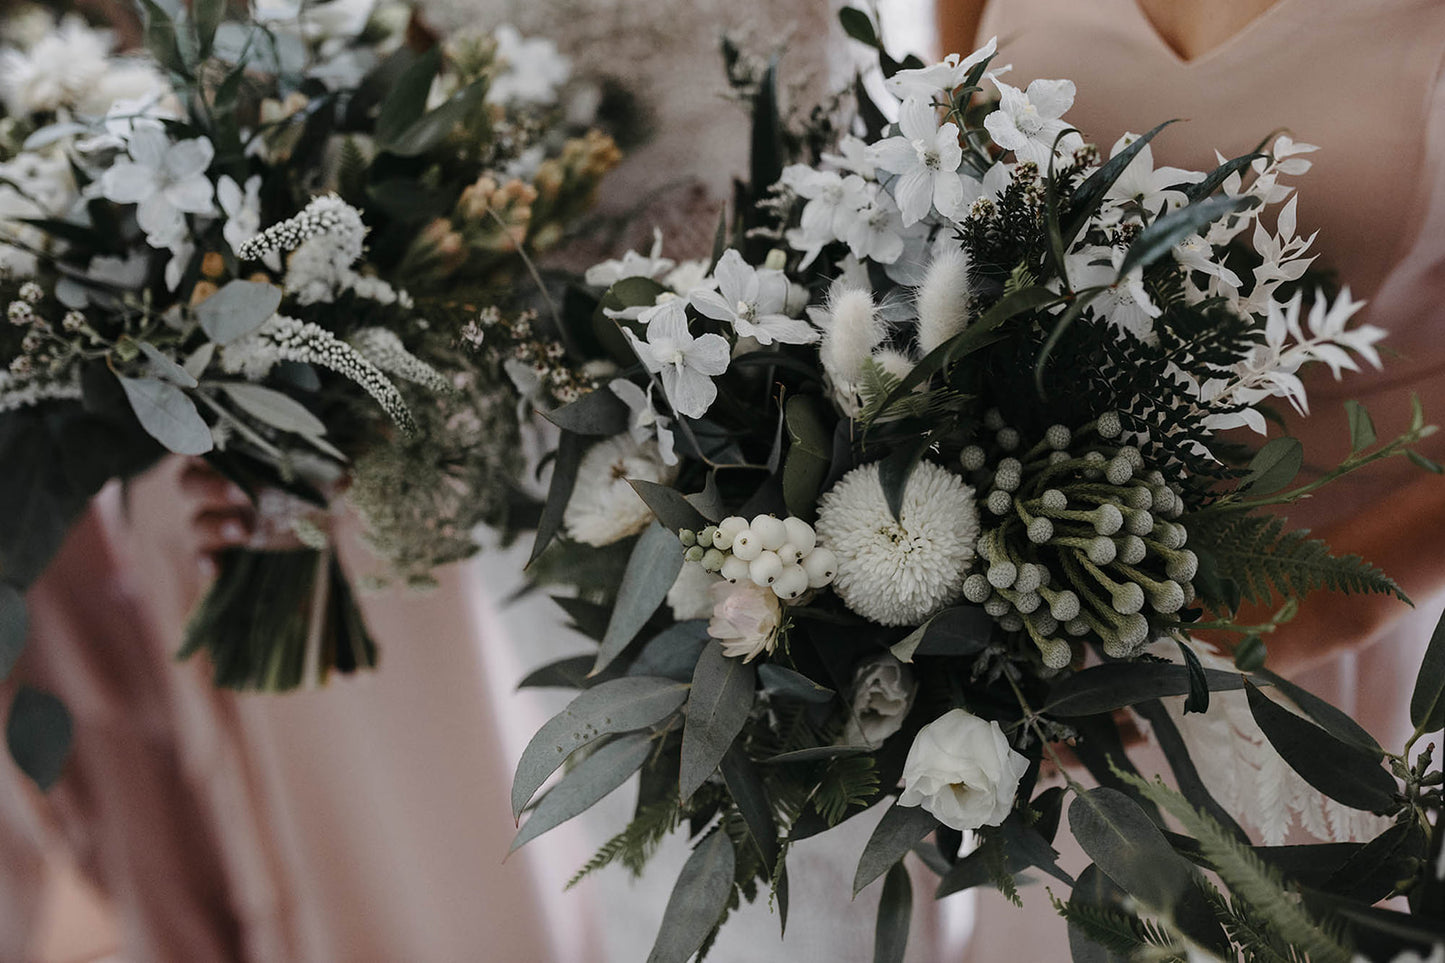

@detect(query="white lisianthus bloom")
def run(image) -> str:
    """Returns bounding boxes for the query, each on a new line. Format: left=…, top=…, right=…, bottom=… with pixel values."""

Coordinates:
left=842, top=655, right=917, bottom=747
left=585, top=228, right=676, bottom=288
left=668, top=562, right=721, bottom=621
left=487, top=25, right=571, bottom=107
left=562, top=433, right=677, bottom=546
left=815, top=460, right=979, bottom=626
left=609, top=378, right=677, bottom=466
left=690, top=250, right=819, bottom=346
left=883, top=37, right=997, bottom=100
left=100, top=128, right=215, bottom=250
left=870, top=96, right=969, bottom=226
left=781, top=165, right=871, bottom=266
left=983, top=77, right=1083, bottom=170
left=625, top=298, right=730, bottom=419
left=898, top=708, right=1029, bottom=831
left=707, top=580, right=781, bottom=662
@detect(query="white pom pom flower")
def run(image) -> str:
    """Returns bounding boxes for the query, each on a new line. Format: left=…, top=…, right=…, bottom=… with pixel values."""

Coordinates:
left=563, top=434, right=678, bottom=546
left=814, top=460, right=979, bottom=626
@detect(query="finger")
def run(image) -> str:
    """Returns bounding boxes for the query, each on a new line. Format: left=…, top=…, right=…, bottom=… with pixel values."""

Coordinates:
left=193, top=510, right=255, bottom=554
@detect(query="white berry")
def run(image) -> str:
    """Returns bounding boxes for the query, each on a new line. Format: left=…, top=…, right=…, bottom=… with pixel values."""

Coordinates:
left=772, top=565, right=809, bottom=600
left=801, top=547, right=838, bottom=588
left=749, top=551, right=783, bottom=586
left=750, top=515, right=788, bottom=551
left=721, top=555, right=751, bottom=582
left=731, top=529, right=762, bottom=561
left=781, top=516, right=816, bottom=555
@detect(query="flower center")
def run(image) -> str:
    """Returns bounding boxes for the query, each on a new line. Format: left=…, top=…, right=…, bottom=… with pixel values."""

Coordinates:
left=912, top=138, right=942, bottom=172
left=1015, top=103, right=1045, bottom=136
left=736, top=300, right=757, bottom=322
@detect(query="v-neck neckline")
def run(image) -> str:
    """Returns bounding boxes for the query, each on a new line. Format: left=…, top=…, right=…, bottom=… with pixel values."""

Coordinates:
left=1130, top=0, right=1299, bottom=69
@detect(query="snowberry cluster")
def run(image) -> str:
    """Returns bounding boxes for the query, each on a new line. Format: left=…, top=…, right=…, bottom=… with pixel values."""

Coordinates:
left=958, top=409, right=1198, bottom=668
left=679, top=514, right=838, bottom=601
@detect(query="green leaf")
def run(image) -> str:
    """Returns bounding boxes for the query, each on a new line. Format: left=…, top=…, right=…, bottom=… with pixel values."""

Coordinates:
left=839, top=7, right=880, bottom=48
left=527, top=430, right=584, bottom=566
left=891, top=606, right=993, bottom=662
left=750, top=59, right=784, bottom=197
left=0, top=583, right=26, bottom=680
left=1252, top=668, right=1384, bottom=757
left=118, top=376, right=213, bottom=455
left=783, top=396, right=832, bottom=520
left=383, top=79, right=488, bottom=157
left=195, top=280, right=283, bottom=344
left=1233, top=635, right=1267, bottom=671
left=763, top=746, right=871, bottom=764
left=628, top=620, right=711, bottom=682
left=680, top=641, right=756, bottom=801
left=1320, top=820, right=1426, bottom=903
left=1244, top=436, right=1304, bottom=495
left=137, top=0, right=191, bottom=76
left=628, top=480, right=710, bottom=534
left=593, top=523, right=685, bottom=675
left=6, top=685, right=72, bottom=790
left=219, top=383, right=328, bottom=438
left=375, top=47, right=441, bottom=148
left=646, top=831, right=736, bottom=963
left=1180, top=151, right=1267, bottom=203
left=1064, top=120, right=1179, bottom=244
left=874, top=862, right=912, bottom=963
left=1043, top=663, right=1246, bottom=716
left=877, top=439, right=928, bottom=522
left=757, top=664, right=834, bottom=703
left=1068, top=788, right=1228, bottom=953
left=1344, top=400, right=1377, bottom=453
left=193, top=0, right=223, bottom=57
left=544, top=388, right=631, bottom=436
left=1407, top=449, right=1444, bottom=474
left=1244, top=681, right=1398, bottom=813
left=854, top=801, right=937, bottom=895
left=138, top=341, right=198, bottom=388
left=511, top=733, right=653, bottom=852
left=511, top=676, right=688, bottom=818
left=720, top=746, right=779, bottom=868
left=1117, top=194, right=1252, bottom=277
left=1175, top=638, right=1209, bottom=714
left=935, top=814, right=1072, bottom=898
left=517, top=654, right=595, bottom=690
left=1131, top=701, right=1250, bottom=844
left=1409, top=604, right=1445, bottom=733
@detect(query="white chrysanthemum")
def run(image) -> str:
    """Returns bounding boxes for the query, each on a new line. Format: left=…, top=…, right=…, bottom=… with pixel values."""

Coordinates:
left=667, top=562, right=721, bottom=621
left=815, top=460, right=979, bottom=626
left=563, top=434, right=678, bottom=546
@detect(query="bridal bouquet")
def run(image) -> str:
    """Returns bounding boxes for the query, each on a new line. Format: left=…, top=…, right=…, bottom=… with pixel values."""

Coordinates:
left=509, top=18, right=1444, bottom=962
left=0, top=1, right=619, bottom=778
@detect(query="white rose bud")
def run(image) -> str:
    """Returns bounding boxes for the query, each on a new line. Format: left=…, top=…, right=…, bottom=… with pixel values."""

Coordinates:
left=897, top=709, right=1029, bottom=831
left=750, top=515, right=788, bottom=550
left=841, top=656, right=917, bottom=747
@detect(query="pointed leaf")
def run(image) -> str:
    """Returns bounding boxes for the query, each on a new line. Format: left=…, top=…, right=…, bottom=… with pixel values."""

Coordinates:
left=0, top=584, right=25, bottom=680
left=839, top=7, right=880, bottom=48
left=118, top=376, right=213, bottom=455
left=628, top=480, right=709, bottom=534
left=6, top=685, right=72, bottom=790
left=593, top=523, right=685, bottom=675
left=873, top=862, right=912, bottom=963
left=1244, top=436, right=1304, bottom=495
left=1043, top=663, right=1246, bottom=716
left=1181, top=151, right=1266, bottom=203
left=219, top=383, right=328, bottom=438
left=511, top=733, right=653, bottom=852
left=1117, top=194, right=1253, bottom=277
left=511, top=676, right=688, bottom=817
left=935, top=814, right=1073, bottom=898
left=629, top=620, right=711, bottom=682
left=646, top=831, right=736, bottom=963
left=764, top=745, right=871, bottom=764
left=1064, top=120, right=1179, bottom=244
left=680, top=641, right=756, bottom=800
left=891, top=606, right=992, bottom=662
left=527, top=429, right=584, bottom=566
left=757, top=664, right=834, bottom=704
left=720, top=746, right=779, bottom=868
left=1409, top=604, right=1445, bottom=733
left=854, top=801, right=938, bottom=895
left=195, top=280, right=283, bottom=345
left=1253, top=668, right=1383, bottom=757
left=385, top=79, right=488, bottom=157
left=1132, top=700, right=1249, bottom=843
left=138, top=341, right=198, bottom=388
left=543, top=388, right=631, bottom=436
left=375, top=47, right=441, bottom=148
left=517, top=654, right=596, bottom=690
left=1344, top=400, right=1377, bottom=454
left=783, top=395, right=832, bottom=520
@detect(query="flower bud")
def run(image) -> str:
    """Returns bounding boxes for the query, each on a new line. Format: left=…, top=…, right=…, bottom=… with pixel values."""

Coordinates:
left=994, top=457, right=1022, bottom=492
left=1165, top=549, right=1198, bottom=583
left=1117, top=535, right=1147, bottom=565
left=996, top=427, right=1020, bottom=451
left=999, top=613, right=1024, bottom=632
left=987, top=561, right=1017, bottom=589
left=986, top=489, right=1012, bottom=515
left=1124, top=509, right=1154, bottom=536
left=1011, top=590, right=1041, bottom=614
left=1105, top=456, right=1134, bottom=485
left=1111, top=582, right=1145, bottom=615
left=1091, top=504, right=1123, bottom=535
left=1085, top=537, right=1117, bottom=565
left=984, top=408, right=1005, bottom=431
left=1096, top=411, right=1121, bottom=438
left=1040, top=489, right=1067, bottom=511
left=1037, top=637, right=1072, bottom=669
left=960, top=445, right=987, bottom=471
left=963, top=573, right=992, bottom=603
left=984, top=597, right=1011, bottom=617
left=1045, top=424, right=1071, bottom=450
left=1014, top=563, right=1042, bottom=594
left=1027, top=517, right=1054, bottom=543
left=1044, top=588, right=1080, bottom=622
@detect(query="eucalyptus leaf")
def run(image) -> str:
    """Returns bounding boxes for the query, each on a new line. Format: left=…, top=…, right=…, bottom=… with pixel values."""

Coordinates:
left=593, top=523, right=684, bottom=675
left=219, top=383, right=328, bottom=438
left=720, top=747, right=779, bottom=868
left=1252, top=668, right=1383, bottom=757
left=511, top=676, right=688, bottom=818
left=628, top=480, right=709, bottom=533
left=680, top=641, right=756, bottom=801
left=763, top=745, right=871, bottom=764
left=6, top=685, right=72, bottom=790
left=118, top=376, right=213, bottom=455
left=891, top=606, right=993, bottom=662
left=783, top=396, right=832, bottom=520
left=527, top=430, right=584, bottom=566
left=1132, top=701, right=1249, bottom=843
left=195, top=280, right=282, bottom=344
left=182, top=343, right=215, bottom=381
left=384, top=79, right=488, bottom=157
left=1244, top=681, right=1398, bottom=813
left=854, top=800, right=937, bottom=895
left=877, top=438, right=928, bottom=522
left=749, top=59, right=784, bottom=207
left=757, top=664, right=834, bottom=703
left=517, top=654, right=596, bottom=690
left=0, top=583, right=26, bottom=680
left=646, top=831, right=736, bottom=963
left=874, top=862, right=912, bottom=963
left=1344, top=400, right=1377, bottom=453
left=543, top=388, right=631, bottom=436
left=629, top=620, right=711, bottom=682
left=137, top=342, right=197, bottom=388
left=935, top=814, right=1072, bottom=898
left=193, top=0, right=223, bottom=56
left=511, top=733, right=652, bottom=852
left=1409, top=604, right=1445, bottom=733
left=1244, top=436, right=1304, bottom=495
left=1175, top=638, right=1210, bottom=714
left=1043, top=663, right=1246, bottom=716
left=375, top=47, right=441, bottom=148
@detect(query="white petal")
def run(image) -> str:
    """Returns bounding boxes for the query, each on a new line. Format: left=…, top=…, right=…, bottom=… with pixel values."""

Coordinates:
left=689, top=289, right=736, bottom=324
left=982, top=111, right=1028, bottom=152
left=869, top=136, right=917, bottom=175
left=136, top=194, right=182, bottom=244
left=165, top=174, right=215, bottom=214
left=712, top=249, right=751, bottom=304
left=685, top=332, right=731, bottom=376
left=755, top=314, right=820, bottom=345
left=165, top=138, right=214, bottom=180
left=662, top=367, right=717, bottom=419
left=127, top=127, right=169, bottom=168
left=100, top=161, right=157, bottom=203
left=1025, top=78, right=1075, bottom=119
left=897, top=96, right=936, bottom=143
left=216, top=174, right=242, bottom=215
left=931, top=172, right=965, bottom=222
left=643, top=298, right=692, bottom=343
left=894, top=167, right=934, bottom=226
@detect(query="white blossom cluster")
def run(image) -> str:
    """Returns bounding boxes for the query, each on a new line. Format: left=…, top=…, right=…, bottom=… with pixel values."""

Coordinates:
left=0, top=369, right=81, bottom=413
left=237, top=194, right=406, bottom=306
left=680, top=514, right=838, bottom=602
left=349, top=327, right=452, bottom=394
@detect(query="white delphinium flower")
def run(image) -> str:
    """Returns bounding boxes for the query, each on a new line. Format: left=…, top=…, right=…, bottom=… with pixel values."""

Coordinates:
left=663, top=259, right=713, bottom=296
left=843, top=184, right=908, bottom=264
left=915, top=246, right=972, bottom=354
left=609, top=378, right=677, bottom=466
left=983, top=77, right=1083, bottom=169
left=562, top=433, right=676, bottom=546
left=625, top=298, right=730, bottom=419
left=217, top=174, right=264, bottom=256
left=1100, top=132, right=1202, bottom=222
left=706, top=580, right=782, bottom=662
left=585, top=228, right=676, bottom=288
left=781, top=165, right=870, bottom=266
left=818, top=287, right=887, bottom=417
left=815, top=460, right=979, bottom=626
left=870, top=96, right=968, bottom=226
left=841, top=655, right=917, bottom=747
left=99, top=128, right=215, bottom=250
left=883, top=37, right=997, bottom=100
left=898, top=708, right=1028, bottom=831
left=667, top=562, right=721, bottom=621
left=1199, top=289, right=1383, bottom=434
left=0, top=14, right=111, bottom=116
left=820, top=134, right=877, bottom=179
left=690, top=250, right=818, bottom=345
left=1065, top=245, right=1161, bottom=344
left=486, top=25, right=571, bottom=106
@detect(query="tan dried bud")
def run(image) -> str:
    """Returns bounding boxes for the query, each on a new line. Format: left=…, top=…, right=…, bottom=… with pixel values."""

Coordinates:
left=201, top=251, right=226, bottom=279
left=190, top=280, right=219, bottom=305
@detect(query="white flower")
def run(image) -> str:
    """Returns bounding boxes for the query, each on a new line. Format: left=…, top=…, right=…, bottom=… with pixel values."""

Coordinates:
left=562, top=433, right=677, bottom=546
left=1351, top=948, right=1444, bottom=963
left=690, top=250, right=819, bottom=346
left=983, top=77, right=1083, bottom=170
left=585, top=228, right=676, bottom=288
left=820, top=135, right=877, bottom=179
left=100, top=128, right=215, bottom=250
left=668, top=563, right=721, bottom=621
left=781, top=165, right=871, bottom=266
left=844, top=184, right=908, bottom=264
left=870, top=96, right=968, bottom=226
left=625, top=298, right=730, bottom=419
left=842, top=655, right=917, bottom=747
left=898, top=708, right=1029, bottom=831
left=1065, top=245, right=1161, bottom=344
left=0, top=15, right=111, bottom=116
left=609, top=378, right=677, bottom=465
left=883, top=37, right=997, bottom=100
left=487, top=25, right=571, bottom=106
left=707, top=580, right=781, bottom=662
left=1101, top=132, right=1202, bottom=220
left=218, top=174, right=263, bottom=255
left=815, top=460, right=980, bottom=626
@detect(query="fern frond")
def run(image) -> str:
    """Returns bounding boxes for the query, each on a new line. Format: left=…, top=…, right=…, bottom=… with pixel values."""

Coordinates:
left=1050, top=890, right=1183, bottom=958
left=813, top=756, right=878, bottom=826
left=1206, top=888, right=1307, bottom=963
left=566, top=797, right=681, bottom=888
